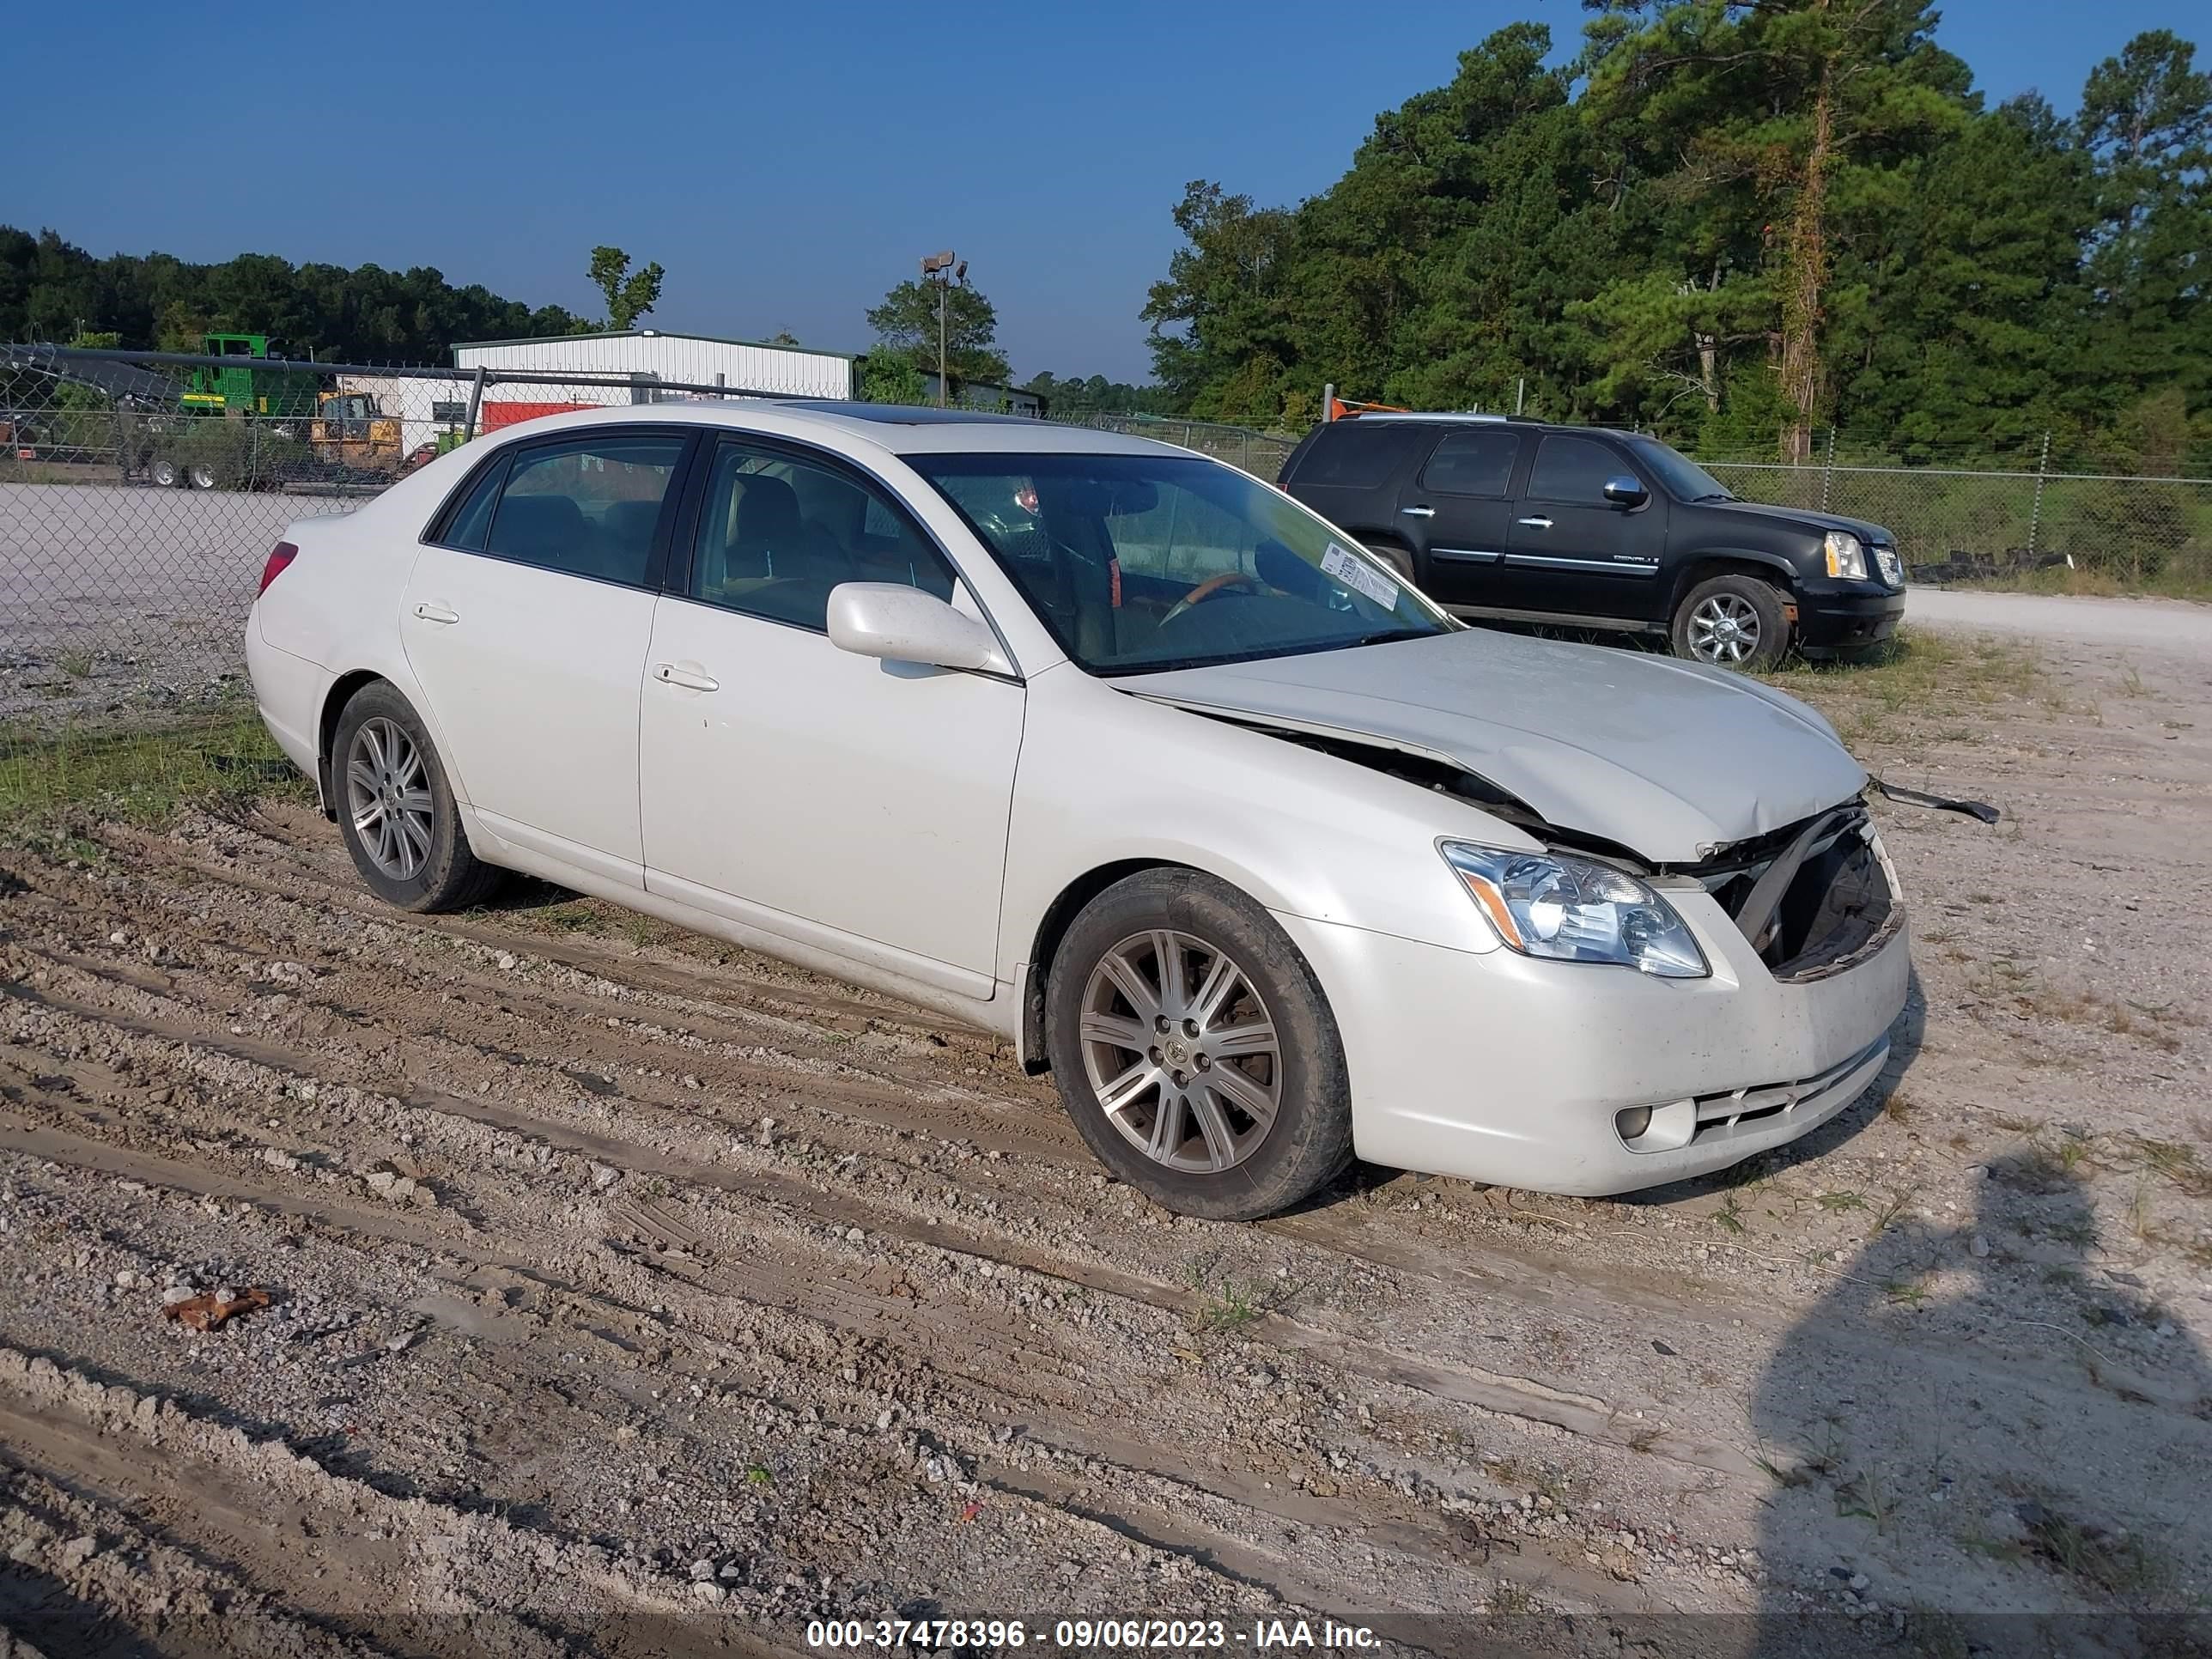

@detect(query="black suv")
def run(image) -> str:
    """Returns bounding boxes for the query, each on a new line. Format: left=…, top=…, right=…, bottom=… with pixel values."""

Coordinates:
left=1277, top=414, right=1905, bottom=669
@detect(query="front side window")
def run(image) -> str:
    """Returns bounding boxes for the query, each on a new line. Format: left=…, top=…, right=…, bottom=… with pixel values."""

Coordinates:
left=689, top=441, right=957, bottom=630
left=1527, top=434, right=1633, bottom=505
left=1626, top=437, right=1734, bottom=502
left=483, top=434, right=687, bottom=586
left=915, top=453, right=1453, bottom=675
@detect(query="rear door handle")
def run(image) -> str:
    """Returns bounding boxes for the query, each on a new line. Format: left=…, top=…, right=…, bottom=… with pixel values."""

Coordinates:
left=413, top=601, right=459, bottom=624
left=1516, top=516, right=1553, bottom=529
left=653, top=661, right=720, bottom=692
left=1400, top=505, right=1435, bottom=519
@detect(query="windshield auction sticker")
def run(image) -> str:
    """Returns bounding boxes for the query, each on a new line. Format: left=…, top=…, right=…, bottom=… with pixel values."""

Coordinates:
left=1320, top=542, right=1401, bottom=609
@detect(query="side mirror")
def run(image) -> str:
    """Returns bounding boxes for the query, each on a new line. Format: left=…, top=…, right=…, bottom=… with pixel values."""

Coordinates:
left=827, top=583, right=1005, bottom=673
left=1602, top=476, right=1649, bottom=508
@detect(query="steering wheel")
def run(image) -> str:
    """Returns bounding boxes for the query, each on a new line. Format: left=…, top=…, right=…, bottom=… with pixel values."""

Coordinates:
left=1159, top=570, right=1261, bottom=626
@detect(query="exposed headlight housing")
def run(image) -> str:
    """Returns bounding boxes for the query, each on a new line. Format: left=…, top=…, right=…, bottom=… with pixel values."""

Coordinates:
left=1823, top=530, right=1868, bottom=580
left=1440, top=842, right=1709, bottom=978
left=1873, top=540, right=1904, bottom=586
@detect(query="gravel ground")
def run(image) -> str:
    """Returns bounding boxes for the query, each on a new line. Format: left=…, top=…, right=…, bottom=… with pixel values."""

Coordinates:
left=0, top=626, right=2206, bottom=1657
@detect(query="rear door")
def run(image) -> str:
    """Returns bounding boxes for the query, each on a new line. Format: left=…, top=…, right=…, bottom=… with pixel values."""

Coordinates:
left=401, top=427, right=694, bottom=890
left=1504, top=433, right=1662, bottom=621
left=1391, top=426, right=1528, bottom=610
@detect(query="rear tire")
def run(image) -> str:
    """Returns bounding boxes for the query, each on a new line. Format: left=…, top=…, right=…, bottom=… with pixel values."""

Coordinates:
left=1671, top=573, right=1788, bottom=671
left=1045, top=868, right=1353, bottom=1220
left=331, top=682, right=501, bottom=914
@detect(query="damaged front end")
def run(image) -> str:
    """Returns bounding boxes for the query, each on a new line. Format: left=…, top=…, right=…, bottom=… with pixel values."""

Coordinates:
left=1246, top=721, right=1901, bottom=984
left=1663, top=804, right=1902, bottom=982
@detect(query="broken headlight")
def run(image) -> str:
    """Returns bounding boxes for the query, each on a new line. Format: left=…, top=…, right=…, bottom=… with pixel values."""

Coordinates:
left=1441, top=842, right=1709, bottom=979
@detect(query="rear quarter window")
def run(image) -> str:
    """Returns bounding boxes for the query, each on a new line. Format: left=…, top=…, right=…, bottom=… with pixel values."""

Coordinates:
left=1288, top=423, right=1413, bottom=488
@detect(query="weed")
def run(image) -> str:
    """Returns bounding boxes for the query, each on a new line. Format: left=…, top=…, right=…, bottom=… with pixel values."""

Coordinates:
left=1833, top=1464, right=1898, bottom=1532
left=1713, top=1195, right=1747, bottom=1235
left=1870, top=1189, right=1915, bottom=1234
left=1815, top=1190, right=1867, bottom=1212
left=2014, top=1499, right=2160, bottom=1595
left=0, top=712, right=309, bottom=834
left=1486, top=1581, right=1538, bottom=1615
left=57, top=652, right=94, bottom=681
left=2126, top=1136, right=2210, bottom=1197
left=1752, top=1452, right=1814, bottom=1489
left=745, top=1463, right=773, bottom=1486
left=1884, top=1276, right=1933, bottom=1310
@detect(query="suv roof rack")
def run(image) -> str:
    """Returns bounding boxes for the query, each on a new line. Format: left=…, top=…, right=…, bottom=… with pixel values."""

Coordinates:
left=1342, top=410, right=1513, bottom=425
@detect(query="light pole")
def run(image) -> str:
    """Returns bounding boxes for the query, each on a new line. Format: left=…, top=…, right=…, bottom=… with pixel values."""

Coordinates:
left=919, top=250, right=967, bottom=408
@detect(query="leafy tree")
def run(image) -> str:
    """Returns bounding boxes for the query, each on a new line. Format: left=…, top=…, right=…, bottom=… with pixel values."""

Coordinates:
left=866, top=275, right=1010, bottom=391
left=859, top=350, right=931, bottom=405
left=587, top=246, right=665, bottom=331
left=1, top=226, right=590, bottom=360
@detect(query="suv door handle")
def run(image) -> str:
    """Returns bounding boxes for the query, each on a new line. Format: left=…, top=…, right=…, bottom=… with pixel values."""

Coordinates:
left=653, top=662, right=719, bottom=692
left=413, top=601, right=459, bottom=624
left=1516, top=516, right=1553, bottom=529
left=1400, top=505, right=1435, bottom=518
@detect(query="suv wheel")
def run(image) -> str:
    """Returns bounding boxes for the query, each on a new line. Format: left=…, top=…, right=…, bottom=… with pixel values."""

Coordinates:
left=331, top=682, right=502, bottom=913
left=1672, top=574, right=1788, bottom=671
left=1045, top=869, right=1353, bottom=1220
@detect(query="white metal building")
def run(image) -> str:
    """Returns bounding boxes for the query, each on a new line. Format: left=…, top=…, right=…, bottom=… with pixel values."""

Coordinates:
left=917, top=371, right=1046, bottom=416
left=453, top=330, right=855, bottom=401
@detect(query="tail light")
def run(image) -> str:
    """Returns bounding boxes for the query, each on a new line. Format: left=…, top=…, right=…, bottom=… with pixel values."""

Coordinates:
left=258, top=541, right=298, bottom=597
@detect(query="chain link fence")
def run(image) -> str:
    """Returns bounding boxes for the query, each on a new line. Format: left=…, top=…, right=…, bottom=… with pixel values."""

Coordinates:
left=3, top=343, right=2203, bottom=812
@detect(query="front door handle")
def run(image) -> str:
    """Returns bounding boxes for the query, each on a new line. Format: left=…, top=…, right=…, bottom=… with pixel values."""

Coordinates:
left=413, top=601, right=459, bottom=624
left=1516, top=516, right=1553, bottom=529
left=653, top=661, right=720, bottom=692
left=1400, top=505, right=1435, bottom=519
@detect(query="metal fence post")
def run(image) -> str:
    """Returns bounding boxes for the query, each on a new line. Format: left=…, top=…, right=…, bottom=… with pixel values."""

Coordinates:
left=2027, top=430, right=2051, bottom=561
left=1820, top=428, right=1835, bottom=512
left=462, top=365, right=487, bottom=441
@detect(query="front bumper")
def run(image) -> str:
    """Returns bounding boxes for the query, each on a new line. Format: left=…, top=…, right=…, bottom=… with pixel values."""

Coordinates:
left=1278, top=882, right=1910, bottom=1196
left=1796, top=582, right=1905, bottom=653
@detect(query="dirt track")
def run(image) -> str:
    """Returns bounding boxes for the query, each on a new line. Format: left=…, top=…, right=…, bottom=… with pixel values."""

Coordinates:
left=0, top=626, right=2207, bottom=1656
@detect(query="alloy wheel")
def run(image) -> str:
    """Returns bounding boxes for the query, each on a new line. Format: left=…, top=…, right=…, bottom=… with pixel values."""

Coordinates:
left=345, top=717, right=434, bottom=881
left=1078, top=930, right=1281, bottom=1174
left=1688, top=592, right=1761, bottom=665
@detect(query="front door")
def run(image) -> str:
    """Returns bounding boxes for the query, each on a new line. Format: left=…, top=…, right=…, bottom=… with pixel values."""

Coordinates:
left=1503, top=433, right=1662, bottom=621
left=638, top=436, right=1024, bottom=1000
left=400, top=427, right=693, bottom=889
left=1392, top=426, right=1528, bottom=611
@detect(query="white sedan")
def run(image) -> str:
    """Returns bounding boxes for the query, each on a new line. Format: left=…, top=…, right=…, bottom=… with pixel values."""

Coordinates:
left=246, top=401, right=1910, bottom=1218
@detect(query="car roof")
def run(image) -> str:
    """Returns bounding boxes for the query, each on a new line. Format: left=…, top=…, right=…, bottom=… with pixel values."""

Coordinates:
left=1327, top=414, right=1647, bottom=439
left=470, top=398, right=1187, bottom=459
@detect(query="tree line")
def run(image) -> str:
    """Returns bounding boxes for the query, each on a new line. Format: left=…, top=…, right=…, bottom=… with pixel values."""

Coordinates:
left=1142, top=4, right=2210, bottom=466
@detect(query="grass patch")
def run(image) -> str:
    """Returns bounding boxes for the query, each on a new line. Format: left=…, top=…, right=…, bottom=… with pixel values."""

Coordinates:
left=2012, top=1498, right=2162, bottom=1595
left=1951, top=559, right=2212, bottom=605
left=1761, top=625, right=2045, bottom=736
left=0, top=712, right=307, bottom=835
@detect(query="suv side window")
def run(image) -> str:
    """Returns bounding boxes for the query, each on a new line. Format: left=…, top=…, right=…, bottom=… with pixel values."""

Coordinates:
left=689, top=440, right=957, bottom=631
left=1419, top=429, right=1521, bottom=496
left=1292, top=422, right=1407, bottom=487
left=481, top=433, right=688, bottom=586
left=1527, top=434, right=1631, bottom=505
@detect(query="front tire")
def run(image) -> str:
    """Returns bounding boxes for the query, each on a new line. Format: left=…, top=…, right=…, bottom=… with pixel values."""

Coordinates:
left=1045, top=869, right=1353, bottom=1220
left=331, top=682, right=501, bottom=913
left=1672, top=574, right=1788, bottom=671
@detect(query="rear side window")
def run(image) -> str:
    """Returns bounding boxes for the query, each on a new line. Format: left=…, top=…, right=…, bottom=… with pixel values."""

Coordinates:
left=483, top=434, right=688, bottom=586
left=1290, top=422, right=1409, bottom=487
left=434, top=458, right=507, bottom=551
left=1420, top=430, right=1521, bottom=497
left=1527, top=434, right=1629, bottom=505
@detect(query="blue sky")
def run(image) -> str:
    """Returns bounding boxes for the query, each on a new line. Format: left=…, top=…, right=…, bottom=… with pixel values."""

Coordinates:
left=9, top=1, right=2199, bottom=381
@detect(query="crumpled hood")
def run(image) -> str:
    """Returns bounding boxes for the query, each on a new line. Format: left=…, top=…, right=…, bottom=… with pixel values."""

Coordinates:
left=1126, top=629, right=1866, bottom=862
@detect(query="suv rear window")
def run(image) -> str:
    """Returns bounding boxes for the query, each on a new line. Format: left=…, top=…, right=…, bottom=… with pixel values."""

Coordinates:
left=1290, top=422, right=1409, bottom=487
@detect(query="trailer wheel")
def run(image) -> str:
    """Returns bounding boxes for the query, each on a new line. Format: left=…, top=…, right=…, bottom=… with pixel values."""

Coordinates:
left=188, top=464, right=219, bottom=490
left=149, top=458, right=179, bottom=488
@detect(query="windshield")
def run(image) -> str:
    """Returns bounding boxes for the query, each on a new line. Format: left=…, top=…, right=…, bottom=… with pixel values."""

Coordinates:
left=911, top=453, right=1454, bottom=674
left=1628, top=437, right=1734, bottom=502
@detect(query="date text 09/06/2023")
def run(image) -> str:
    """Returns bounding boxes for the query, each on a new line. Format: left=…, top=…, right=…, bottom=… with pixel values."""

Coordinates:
left=805, top=1618, right=1382, bottom=1650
